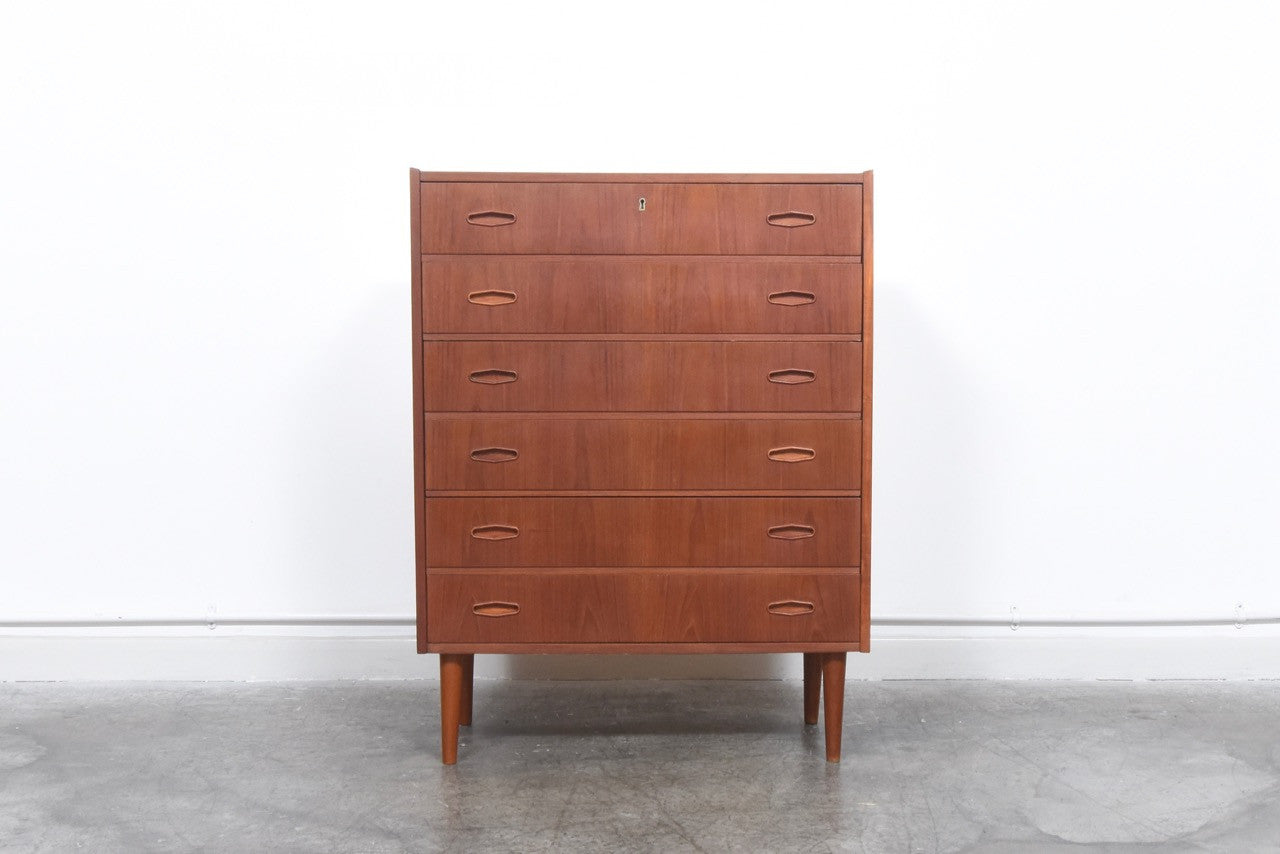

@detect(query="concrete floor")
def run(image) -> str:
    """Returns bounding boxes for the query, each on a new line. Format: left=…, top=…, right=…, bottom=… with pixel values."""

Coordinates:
left=1, top=681, right=1277, bottom=853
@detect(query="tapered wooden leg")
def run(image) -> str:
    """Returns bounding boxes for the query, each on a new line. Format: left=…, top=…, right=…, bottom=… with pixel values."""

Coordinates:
left=459, top=653, right=474, bottom=726
left=821, top=652, right=846, bottom=762
left=803, top=653, right=822, bottom=725
left=439, top=653, right=464, bottom=765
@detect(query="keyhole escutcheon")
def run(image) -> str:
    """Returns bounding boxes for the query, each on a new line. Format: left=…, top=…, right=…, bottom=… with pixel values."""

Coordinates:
left=638, top=197, right=646, bottom=211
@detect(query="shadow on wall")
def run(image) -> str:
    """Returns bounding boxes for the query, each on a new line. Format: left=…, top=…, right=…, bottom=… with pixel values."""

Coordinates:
left=287, top=277, right=416, bottom=617
left=873, top=278, right=989, bottom=626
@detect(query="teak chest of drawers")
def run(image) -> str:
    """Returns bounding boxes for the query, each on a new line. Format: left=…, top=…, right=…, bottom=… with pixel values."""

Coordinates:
left=410, top=170, right=873, bottom=764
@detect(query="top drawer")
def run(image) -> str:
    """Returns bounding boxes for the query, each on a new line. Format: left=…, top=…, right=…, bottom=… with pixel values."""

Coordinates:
left=420, top=182, right=863, bottom=256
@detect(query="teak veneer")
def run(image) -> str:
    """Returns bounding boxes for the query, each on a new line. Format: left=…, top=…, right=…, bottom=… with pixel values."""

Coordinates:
left=424, top=417, right=862, bottom=491
left=412, top=170, right=873, bottom=764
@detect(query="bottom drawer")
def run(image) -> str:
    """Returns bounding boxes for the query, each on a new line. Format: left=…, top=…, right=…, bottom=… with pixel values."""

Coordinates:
left=426, top=570, right=859, bottom=645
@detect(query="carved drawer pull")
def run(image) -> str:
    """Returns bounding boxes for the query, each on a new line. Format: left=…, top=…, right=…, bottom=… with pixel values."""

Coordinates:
left=471, top=524, right=519, bottom=541
left=767, top=524, right=816, bottom=540
left=473, top=601, right=520, bottom=617
left=767, top=290, right=816, bottom=306
left=766, top=211, right=817, bottom=228
left=470, top=447, right=519, bottom=463
left=466, top=210, right=517, bottom=227
left=768, top=369, right=816, bottom=385
left=767, top=600, right=815, bottom=616
left=469, top=369, right=518, bottom=385
left=468, top=289, right=517, bottom=306
left=768, top=446, right=816, bottom=463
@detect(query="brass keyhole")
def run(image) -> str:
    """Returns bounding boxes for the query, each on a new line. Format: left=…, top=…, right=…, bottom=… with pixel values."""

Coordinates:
left=638, top=197, right=646, bottom=211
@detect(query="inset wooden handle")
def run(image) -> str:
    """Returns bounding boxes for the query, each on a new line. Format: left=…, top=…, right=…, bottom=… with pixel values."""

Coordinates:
left=468, top=289, right=517, bottom=306
left=466, top=211, right=516, bottom=227
left=767, top=524, right=816, bottom=540
left=767, top=290, right=816, bottom=306
left=469, top=369, right=518, bottom=385
left=472, top=601, right=520, bottom=617
left=470, top=447, right=519, bottom=463
left=471, top=524, right=519, bottom=541
left=766, top=211, right=816, bottom=228
left=768, top=446, right=816, bottom=463
left=768, top=369, right=816, bottom=385
left=767, top=600, right=815, bottom=616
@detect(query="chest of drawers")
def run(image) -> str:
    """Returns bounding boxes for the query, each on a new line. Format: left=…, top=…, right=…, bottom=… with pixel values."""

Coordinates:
left=410, top=171, right=873, bottom=764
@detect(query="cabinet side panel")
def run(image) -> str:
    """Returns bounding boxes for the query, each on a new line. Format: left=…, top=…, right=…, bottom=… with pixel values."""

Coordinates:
left=411, top=169, right=428, bottom=653
left=860, top=171, right=873, bottom=652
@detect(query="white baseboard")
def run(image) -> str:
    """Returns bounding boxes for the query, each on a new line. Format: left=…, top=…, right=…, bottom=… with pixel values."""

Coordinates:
left=3, top=623, right=1278, bottom=681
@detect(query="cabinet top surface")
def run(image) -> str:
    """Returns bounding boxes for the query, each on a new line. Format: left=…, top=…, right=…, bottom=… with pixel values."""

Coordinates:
left=415, top=171, right=870, bottom=184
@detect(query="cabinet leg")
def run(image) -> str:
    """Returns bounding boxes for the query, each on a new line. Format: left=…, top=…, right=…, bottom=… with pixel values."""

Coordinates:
left=821, top=652, right=846, bottom=762
left=459, top=653, right=474, bottom=726
left=440, top=653, right=464, bottom=765
left=803, top=652, right=821, bottom=725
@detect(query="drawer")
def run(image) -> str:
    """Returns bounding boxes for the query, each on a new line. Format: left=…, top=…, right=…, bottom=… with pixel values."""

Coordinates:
left=425, top=418, right=861, bottom=491
left=423, top=341, right=861, bottom=412
left=420, top=182, right=862, bottom=255
left=426, top=569, right=859, bottom=644
left=424, top=497, right=860, bottom=567
left=422, top=257, right=862, bottom=334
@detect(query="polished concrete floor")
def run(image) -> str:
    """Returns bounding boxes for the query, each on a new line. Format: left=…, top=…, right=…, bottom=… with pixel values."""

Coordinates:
left=1, top=680, right=1278, bottom=853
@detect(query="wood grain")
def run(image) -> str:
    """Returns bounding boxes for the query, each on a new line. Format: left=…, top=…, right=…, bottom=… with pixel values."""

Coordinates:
left=426, top=570, right=860, bottom=644
left=410, top=169, right=428, bottom=653
left=426, top=641, right=862, bottom=654
left=424, top=497, right=860, bottom=567
left=423, top=340, right=862, bottom=412
left=421, top=257, right=862, bottom=334
left=439, top=653, right=463, bottom=764
left=822, top=652, right=847, bottom=761
left=424, top=418, right=861, bottom=491
left=860, top=171, right=874, bottom=652
left=421, top=183, right=862, bottom=255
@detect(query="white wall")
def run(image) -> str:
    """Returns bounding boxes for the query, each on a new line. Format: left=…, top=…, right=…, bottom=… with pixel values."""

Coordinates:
left=2, top=1, right=1278, bottom=679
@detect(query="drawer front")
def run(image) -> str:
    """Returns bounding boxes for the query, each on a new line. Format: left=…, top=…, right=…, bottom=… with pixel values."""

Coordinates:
left=427, top=570, right=859, bottom=644
left=423, top=341, right=861, bottom=412
left=420, top=182, right=862, bottom=255
left=422, top=257, right=862, bottom=334
left=425, top=418, right=861, bottom=491
left=425, top=497, right=859, bottom=567
left=424, top=571, right=855, bottom=645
